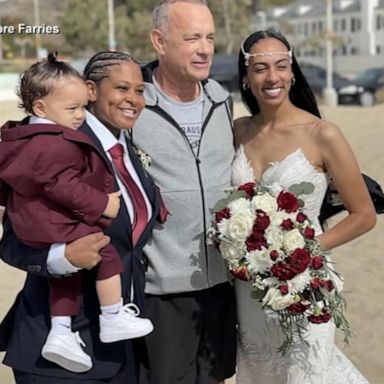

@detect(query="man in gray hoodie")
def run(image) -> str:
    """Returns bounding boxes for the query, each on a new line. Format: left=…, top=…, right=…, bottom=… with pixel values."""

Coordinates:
left=131, top=1, right=236, bottom=383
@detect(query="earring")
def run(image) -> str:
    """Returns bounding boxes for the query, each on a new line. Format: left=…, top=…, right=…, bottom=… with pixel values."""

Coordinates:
left=242, top=82, right=249, bottom=91
left=291, top=77, right=296, bottom=86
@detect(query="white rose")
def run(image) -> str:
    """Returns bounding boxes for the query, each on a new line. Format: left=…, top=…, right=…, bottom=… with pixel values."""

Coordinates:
left=283, top=229, right=305, bottom=252
left=265, top=226, right=283, bottom=250
left=226, top=211, right=255, bottom=242
left=251, top=193, right=278, bottom=215
left=219, top=241, right=243, bottom=262
left=262, top=287, right=299, bottom=311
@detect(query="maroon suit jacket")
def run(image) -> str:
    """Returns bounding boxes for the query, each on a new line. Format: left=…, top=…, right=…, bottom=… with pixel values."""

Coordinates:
left=0, top=120, right=115, bottom=247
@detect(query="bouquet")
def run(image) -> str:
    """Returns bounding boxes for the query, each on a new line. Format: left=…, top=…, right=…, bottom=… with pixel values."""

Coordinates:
left=208, top=181, right=351, bottom=354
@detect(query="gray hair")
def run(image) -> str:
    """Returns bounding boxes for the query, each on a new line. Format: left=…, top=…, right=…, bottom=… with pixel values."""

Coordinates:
left=83, top=51, right=138, bottom=83
left=152, top=0, right=207, bottom=31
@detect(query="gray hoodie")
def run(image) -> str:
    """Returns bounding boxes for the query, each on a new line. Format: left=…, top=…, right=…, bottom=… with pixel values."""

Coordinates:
left=131, top=61, right=235, bottom=294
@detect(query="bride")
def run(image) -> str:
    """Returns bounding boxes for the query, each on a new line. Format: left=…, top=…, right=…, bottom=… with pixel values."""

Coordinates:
left=232, top=29, right=376, bottom=384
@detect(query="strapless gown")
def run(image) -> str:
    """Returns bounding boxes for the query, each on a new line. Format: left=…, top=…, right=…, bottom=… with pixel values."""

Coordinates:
left=232, top=145, right=369, bottom=384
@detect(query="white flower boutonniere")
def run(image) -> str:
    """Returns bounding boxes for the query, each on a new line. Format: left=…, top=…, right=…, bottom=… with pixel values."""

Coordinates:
left=135, top=148, right=152, bottom=171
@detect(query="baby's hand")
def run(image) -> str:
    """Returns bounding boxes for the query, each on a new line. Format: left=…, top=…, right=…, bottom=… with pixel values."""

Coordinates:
left=103, top=191, right=121, bottom=218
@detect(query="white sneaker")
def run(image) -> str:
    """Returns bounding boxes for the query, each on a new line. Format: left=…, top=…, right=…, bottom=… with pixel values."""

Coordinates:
left=99, top=303, right=154, bottom=343
left=41, top=330, right=92, bottom=373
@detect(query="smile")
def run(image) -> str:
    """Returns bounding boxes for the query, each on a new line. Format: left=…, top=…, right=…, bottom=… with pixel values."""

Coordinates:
left=119, top=108, right=137, bottom=118
left=263, top=87, right=283, bottom=96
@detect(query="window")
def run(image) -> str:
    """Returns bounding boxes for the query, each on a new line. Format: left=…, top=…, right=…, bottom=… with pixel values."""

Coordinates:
left=350, top=17, right=361, bottom=32
left=341, top=19, right=346, bottom=31
left=334, top=19, right=338, bottom=32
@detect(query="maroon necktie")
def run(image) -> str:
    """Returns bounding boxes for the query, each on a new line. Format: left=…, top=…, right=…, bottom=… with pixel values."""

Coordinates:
left=109, top=143, right=148, bottom=245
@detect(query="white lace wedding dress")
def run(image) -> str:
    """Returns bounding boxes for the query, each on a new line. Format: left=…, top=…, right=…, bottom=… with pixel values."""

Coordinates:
left=232, top=145, right=369, bottom=384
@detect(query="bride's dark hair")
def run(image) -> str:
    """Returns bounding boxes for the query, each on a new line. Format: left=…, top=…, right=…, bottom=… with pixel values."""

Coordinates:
left=238, top=28, right=321, bottom=118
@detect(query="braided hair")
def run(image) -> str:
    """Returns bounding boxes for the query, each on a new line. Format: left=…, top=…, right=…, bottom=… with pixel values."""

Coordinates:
left=83, top=51, right=138, bottom=83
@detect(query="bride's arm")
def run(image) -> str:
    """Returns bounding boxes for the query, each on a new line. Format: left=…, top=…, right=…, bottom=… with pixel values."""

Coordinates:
left=234, top=117, right=249, bottom=149
left=314, top=121, right=376, bottom=250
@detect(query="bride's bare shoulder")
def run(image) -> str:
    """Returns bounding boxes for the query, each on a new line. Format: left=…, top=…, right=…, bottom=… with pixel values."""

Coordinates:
left=234, top=116, right=253, bottom=147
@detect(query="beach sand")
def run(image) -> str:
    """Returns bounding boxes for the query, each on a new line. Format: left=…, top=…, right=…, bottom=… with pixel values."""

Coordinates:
left=0, top=100, right=383, bottom=383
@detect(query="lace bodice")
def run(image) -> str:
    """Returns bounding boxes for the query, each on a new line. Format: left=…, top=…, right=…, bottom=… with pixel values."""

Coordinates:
left=232, top=145, right=329, bottom=234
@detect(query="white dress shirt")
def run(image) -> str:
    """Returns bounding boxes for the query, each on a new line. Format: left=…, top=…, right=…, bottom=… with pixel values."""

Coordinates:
left=47, top=111, right=152, bottom=275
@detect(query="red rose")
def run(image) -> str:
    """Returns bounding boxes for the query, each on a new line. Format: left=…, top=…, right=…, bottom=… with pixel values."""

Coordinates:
left=277, top=191, right=299, bottom=213
left=215, top=207, right=230, bottom=222
left=246, top=233, right=267, bottom=251
left=287, top=301, right=310, bottom=314
left=323, top=279, right=334, bottom=292
left=287, top=248, right=311, bottom=274
left=310, top=277, right=321, bottom=289
left=311, top=255, right=324, bottom=270
left=238, top=182, right=256, bottom=198
left=279, top=284, right=289, bottom=295
left=308, top=310, right=332, bottom=324
left=270, top=250, right=279, bottom=261
left=253, top=212, right=270, bottom=232
left=271, top=261, right=296, bottom=280
left=296, top=212, right=307, bottom=223
left=303, top=227, right=315, bottom=239
left=230, top=266, right=249, bottom=281
left=281, top=219, right=294, bottom=230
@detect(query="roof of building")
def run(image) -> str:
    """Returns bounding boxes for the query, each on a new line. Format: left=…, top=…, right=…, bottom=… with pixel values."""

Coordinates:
left=266, top=0, right=363, bottom=21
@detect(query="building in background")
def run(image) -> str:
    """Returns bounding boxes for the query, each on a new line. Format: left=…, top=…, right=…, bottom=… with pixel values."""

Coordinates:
left=263, top=0, right=384, bottom=76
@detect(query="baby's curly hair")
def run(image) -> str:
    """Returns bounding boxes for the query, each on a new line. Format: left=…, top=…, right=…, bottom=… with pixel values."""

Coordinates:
left=17, top=52, right=83, bottom=114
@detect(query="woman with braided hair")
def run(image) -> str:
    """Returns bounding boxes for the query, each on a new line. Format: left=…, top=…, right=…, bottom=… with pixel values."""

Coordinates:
left=0, top=51, right=163, bottom=383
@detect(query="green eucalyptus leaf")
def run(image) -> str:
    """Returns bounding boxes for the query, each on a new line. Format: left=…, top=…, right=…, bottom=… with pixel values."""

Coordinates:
left=300, top=182, right=315, bottom=194
left=251, top=289, right=266, bottom=301
left=212, top=190, right=247, bottom=212
left=288, top=182, right=315, bottom=196
left=288, top=185, right=301, bottom=196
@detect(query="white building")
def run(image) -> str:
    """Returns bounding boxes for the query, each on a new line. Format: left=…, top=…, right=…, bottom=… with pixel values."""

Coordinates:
left=264, top=0, right=384, bottom=75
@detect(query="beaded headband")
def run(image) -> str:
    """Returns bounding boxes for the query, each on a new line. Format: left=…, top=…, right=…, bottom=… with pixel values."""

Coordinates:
left=241, top=42, right=293, bottom=66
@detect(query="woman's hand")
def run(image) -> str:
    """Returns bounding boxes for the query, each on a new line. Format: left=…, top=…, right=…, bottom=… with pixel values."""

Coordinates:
left=65, top=232, right=110, bottom=269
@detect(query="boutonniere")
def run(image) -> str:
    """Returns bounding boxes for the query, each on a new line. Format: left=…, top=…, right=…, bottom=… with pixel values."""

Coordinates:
left=134, top=147, right=152, bottom=171
left=125, top=132, right=152, bottom=172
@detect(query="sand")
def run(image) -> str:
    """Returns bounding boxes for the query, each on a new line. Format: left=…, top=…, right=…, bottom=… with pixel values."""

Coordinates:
left=0, top=100, right=383, bottom=384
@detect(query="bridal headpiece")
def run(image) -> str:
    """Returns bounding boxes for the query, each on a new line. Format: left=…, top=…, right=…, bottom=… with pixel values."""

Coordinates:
left=241, top=42, right=293, bottom=66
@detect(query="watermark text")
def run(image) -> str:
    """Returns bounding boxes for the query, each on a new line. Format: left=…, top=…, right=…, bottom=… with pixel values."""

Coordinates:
left=0, top=24, right=60, bottom=34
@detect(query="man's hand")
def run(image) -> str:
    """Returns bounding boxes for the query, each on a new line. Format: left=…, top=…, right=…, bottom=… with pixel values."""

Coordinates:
left=65, top=232, right=110, bottom=269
